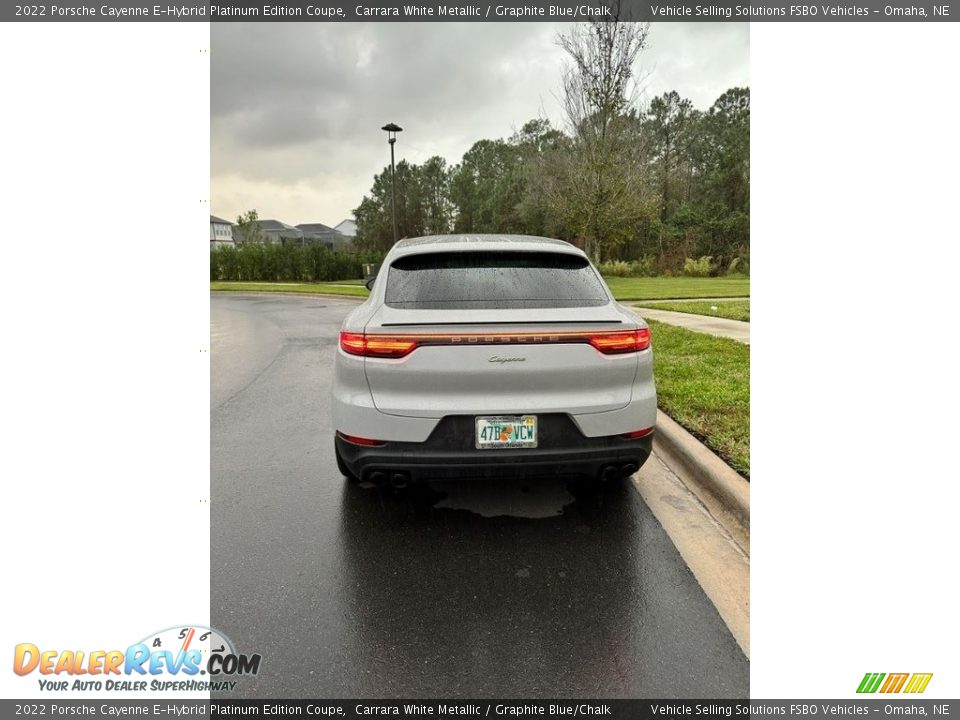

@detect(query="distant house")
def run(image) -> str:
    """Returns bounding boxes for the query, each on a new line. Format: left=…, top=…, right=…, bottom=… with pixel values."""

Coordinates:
left=210, top=215, right=235, bottom=248
left=297, top=222, right=353, bottom=252
left=334, top=218, right=357, bottom=239
left=257, top=219, right=303, bottom=246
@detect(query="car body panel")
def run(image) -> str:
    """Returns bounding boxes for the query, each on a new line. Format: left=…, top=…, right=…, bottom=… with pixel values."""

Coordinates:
left=331, top=234, right=657, bottom=480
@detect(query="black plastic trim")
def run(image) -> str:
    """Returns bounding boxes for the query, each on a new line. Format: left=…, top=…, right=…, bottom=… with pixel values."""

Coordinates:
left=335, top=414, right=653, bottom=482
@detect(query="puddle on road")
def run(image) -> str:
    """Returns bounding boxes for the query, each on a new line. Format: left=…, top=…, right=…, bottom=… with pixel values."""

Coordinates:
left=427, top=478, right=577, bottom=519
left=352, top=476, right=606, bottom=520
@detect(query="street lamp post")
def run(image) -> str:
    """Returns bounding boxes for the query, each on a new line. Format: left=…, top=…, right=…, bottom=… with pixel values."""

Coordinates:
left=381, top=123, right=403, bottom=244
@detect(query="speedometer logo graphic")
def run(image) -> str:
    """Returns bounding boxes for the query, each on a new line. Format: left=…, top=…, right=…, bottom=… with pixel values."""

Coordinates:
left=138, top=625, right=236, bottom=675
left=136, top=624, right=259, bottom=677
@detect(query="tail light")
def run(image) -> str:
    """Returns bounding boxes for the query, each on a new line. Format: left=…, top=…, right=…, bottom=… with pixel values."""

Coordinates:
left=339, top=328, right=650, bottom=358
left=339, top=332, right=418, bottom=358
left=622, top=427, right=655, bottom=439
left=587, top=328, right=651, bottom=355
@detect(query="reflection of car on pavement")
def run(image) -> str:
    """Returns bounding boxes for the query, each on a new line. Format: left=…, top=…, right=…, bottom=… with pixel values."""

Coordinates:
left=332, top=234, right=656, bottom=487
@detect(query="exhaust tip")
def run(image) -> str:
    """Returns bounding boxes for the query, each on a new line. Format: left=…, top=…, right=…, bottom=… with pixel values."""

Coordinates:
left=389, top=472, right=409, bottom=489
left=368, top=471, right=387, bottom=485
left=600, top=465, right=617, bottom=481
left=620, top=462, right=639, bottom=477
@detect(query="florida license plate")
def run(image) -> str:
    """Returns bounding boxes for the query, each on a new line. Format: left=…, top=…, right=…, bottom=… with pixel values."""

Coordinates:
left=475, top=415, right=538, bottom=449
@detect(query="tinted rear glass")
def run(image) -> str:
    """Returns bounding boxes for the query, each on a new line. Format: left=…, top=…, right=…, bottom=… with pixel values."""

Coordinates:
left=385, top=251, right=609, bottom=309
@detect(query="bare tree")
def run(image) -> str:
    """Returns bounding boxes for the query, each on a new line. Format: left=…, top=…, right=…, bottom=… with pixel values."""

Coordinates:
left=557, top=15, right=647, bottom=126
left=537, top=11, right=655, bottom=260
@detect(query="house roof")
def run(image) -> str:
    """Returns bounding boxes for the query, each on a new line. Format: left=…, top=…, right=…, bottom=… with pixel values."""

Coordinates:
left=296, top=223, right=336, bottom=234
left=258, top=219, right=301, bottom=233
left=210, top=215, right=234, bottom=225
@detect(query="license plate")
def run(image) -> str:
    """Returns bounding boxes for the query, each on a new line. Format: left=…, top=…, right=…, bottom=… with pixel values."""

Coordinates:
left=475, top=415, right=537, bottom=449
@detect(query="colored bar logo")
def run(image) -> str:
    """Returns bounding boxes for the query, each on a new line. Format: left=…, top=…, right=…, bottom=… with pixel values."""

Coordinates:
left=857, top=673, right=933, bottom=694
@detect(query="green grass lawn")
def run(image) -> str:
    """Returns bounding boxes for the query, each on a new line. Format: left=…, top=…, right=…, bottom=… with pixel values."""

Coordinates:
left=209, top=281, right=368, bottom=297
left=211, top=276, right=749, bottom=302
left=603, top=276, right=749, bottom=300
left=638, top=299, right=750, bottom=322
left=649, top=320, right=750, bottom=477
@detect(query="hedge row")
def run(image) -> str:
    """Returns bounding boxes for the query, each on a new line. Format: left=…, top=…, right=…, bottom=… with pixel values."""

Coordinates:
left=210, top=244, right=384, bottom=282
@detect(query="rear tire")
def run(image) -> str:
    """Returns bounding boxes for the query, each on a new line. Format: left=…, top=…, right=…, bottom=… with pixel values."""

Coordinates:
left=335, top=443, right=360, bottom=482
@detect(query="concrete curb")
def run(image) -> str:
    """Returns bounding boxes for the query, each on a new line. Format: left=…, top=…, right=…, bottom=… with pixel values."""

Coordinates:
left=653, top=410, right=750, bottom=531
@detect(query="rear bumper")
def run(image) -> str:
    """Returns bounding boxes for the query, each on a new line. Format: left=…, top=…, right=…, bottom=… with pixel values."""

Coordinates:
left=335, top=414, right=653, bottom=482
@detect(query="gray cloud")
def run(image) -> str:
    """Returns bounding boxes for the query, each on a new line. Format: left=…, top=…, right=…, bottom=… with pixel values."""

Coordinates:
left=212, top=22, right=748, bottom=226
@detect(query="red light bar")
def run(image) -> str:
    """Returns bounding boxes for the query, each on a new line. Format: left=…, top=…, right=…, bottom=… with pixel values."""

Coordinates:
left=622, top=427, right=655, bottom=439
left=339, top=328, right=651, bottom=358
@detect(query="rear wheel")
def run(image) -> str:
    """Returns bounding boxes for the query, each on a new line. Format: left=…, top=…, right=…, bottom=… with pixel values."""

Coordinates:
left=335, top=443, right=359, bottom=482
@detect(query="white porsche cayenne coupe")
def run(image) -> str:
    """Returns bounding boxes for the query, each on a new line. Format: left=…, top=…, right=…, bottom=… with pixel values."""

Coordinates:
left=332, top=234, right=656, bottom=487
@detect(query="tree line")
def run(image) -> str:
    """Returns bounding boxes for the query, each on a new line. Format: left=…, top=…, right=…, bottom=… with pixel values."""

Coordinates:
left=353, top=22, right=749, bottom=276
left=210, top=244, right=383, bottom=282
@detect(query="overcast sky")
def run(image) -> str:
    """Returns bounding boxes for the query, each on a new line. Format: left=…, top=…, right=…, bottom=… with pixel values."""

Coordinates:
left=212, top=22, right=749, bottom=227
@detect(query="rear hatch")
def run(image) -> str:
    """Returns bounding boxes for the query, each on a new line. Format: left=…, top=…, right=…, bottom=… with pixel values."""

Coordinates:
left=361, top=249, right=643, bottom=419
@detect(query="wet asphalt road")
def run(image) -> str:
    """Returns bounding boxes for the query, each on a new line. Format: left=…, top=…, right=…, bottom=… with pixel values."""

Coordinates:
left=211, top=293, right=749, bottom=698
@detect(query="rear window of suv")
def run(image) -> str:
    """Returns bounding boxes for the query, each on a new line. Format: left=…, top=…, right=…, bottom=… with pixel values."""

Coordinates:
left=384, top=251, right=609, bottom=309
